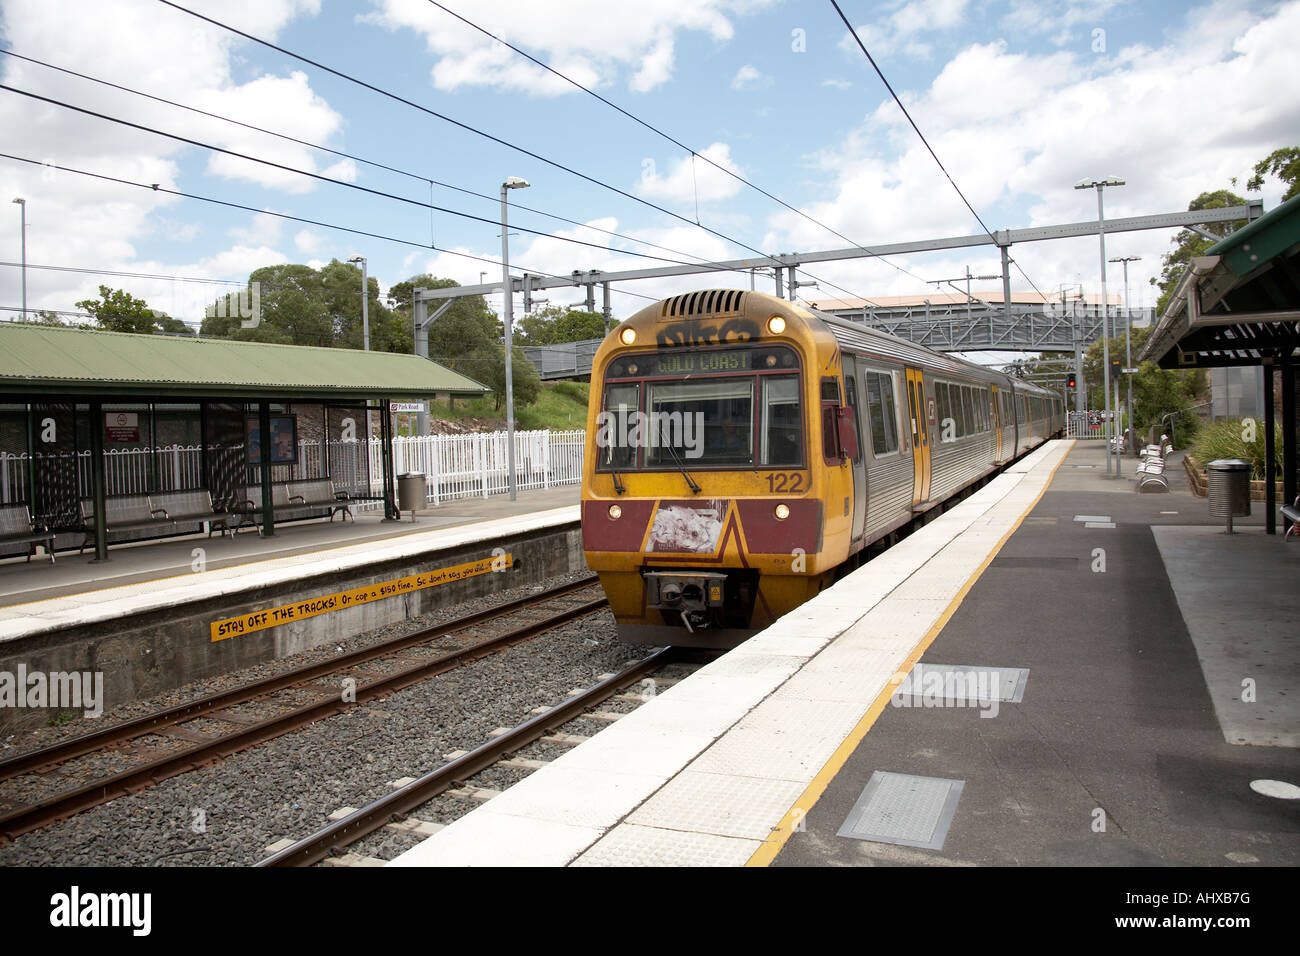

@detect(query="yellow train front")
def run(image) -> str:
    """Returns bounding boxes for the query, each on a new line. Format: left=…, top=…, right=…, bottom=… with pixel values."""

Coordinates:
left=581, top=289, right=856, bottom=648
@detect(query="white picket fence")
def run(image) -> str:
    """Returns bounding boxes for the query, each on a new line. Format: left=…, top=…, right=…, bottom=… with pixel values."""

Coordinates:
left=0, top=429, right=586, bottom=508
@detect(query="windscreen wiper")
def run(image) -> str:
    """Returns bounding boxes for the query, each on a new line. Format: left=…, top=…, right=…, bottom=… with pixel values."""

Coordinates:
left=664, top=442, right=701, bottom=494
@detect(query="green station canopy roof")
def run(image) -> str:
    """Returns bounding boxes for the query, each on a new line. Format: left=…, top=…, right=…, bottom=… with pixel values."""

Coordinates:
left=1140, top=193, right=1300, bottom=370
left=0, top=324, right=490, bottom=400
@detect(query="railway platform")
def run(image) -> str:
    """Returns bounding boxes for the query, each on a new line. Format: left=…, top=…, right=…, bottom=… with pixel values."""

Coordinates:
left=390, top=439, right=1300, bottom=867
left=0, top=486, right=581, bottom=731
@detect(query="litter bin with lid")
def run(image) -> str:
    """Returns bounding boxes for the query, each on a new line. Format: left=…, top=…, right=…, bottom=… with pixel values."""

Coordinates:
left=1207, top=459, right=1251, bottom=533
left=396, top=472, right=426, bottom=519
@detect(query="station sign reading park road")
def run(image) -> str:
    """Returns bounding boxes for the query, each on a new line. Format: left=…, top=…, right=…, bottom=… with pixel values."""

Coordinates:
left=209, top=552, right=511, bottom=642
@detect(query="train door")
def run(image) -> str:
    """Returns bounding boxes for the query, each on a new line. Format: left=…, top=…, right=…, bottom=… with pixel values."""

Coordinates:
left=905, top=367, right=931, bottom=507
left=991, top=385, right=1003, bottom=462
left=842, top=355, right=866, bottom=547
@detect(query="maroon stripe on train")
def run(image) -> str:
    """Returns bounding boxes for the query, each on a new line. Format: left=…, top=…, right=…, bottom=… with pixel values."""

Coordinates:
left=735, top=499, right=822, bottom=554
left=581, top=500, right=655, bottom=552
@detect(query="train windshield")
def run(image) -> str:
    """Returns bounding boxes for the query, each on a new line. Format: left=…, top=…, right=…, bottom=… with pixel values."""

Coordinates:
left=598, top=346, right=803, bottom=470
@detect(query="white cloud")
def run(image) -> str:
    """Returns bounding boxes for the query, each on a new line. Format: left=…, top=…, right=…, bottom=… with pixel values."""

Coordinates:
left=0, top=0, right=333, bottom=316
left=841, top=0, right=973, bottom=60
left=731, top=64, right=770, bottom=91
left=772, top=1, right=1300, bottom=304
left=228, top=212, right=284, bottom=246
left=636, top=142, right=743, bottom=204
left=822, top=78, right=853, bottom=89
left=294, top=230, right=327, bottom=254
left=365, top=0, right=760, bottom=95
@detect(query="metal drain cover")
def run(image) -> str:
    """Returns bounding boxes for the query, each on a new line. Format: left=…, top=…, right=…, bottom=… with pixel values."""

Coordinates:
left=893, top=663, right=1029, bottom=705
left=838, top=772, right=964, bottom=850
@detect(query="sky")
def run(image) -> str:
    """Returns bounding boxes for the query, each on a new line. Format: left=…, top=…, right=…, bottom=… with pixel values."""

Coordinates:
left=1, top=0, right=1297, bottom=337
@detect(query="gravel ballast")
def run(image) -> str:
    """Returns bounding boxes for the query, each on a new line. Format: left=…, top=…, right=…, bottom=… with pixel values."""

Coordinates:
left=0, top=571, right=661, bottom=867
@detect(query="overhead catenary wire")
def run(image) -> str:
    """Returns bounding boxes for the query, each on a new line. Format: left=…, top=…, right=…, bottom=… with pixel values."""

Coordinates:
left=0, top=260, right=243, bottom=285
left=154, top=0, right=880, bottom=306
left=829, top=0, right=1052, bottom=303
left=0, top=82, right=750, bottom=274
left=423, top=0, right=932, bottom=291
left=0, top=150, right=661, bottom=306
left=0, top=49, right=766, bottom=285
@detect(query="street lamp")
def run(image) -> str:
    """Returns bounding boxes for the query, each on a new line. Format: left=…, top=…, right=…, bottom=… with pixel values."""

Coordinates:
left=11, top=198, right=26, bottom=321
left=347, top=255, right=369, bottom=351
left=1075, top=176, right=1124, bottom=475
left=1109, top=255, right=1141, bottom=456
left=500, top=176, right=530, bottom=502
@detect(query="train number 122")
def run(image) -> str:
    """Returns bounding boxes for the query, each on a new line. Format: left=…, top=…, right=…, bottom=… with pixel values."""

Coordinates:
left=765, top=472, right=804, bottom=493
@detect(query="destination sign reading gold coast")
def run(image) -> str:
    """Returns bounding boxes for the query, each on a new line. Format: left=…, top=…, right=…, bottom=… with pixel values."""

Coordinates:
left=209, top=553, right=511, bottom=642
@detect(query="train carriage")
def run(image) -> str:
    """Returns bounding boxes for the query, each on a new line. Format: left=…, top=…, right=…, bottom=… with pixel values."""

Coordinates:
left=580, top=289, right=1063, bottom=648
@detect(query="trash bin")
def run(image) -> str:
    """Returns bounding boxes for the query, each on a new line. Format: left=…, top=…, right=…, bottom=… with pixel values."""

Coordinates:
left=1207, top=459, right=1251, bottom=533
left=396, top=472, right=425, bottom=518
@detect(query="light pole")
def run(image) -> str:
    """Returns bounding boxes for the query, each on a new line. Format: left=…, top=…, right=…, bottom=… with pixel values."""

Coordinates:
left=500, top=176, right=530, bottom=502
left=1109, top=255, right=1141, bottom=455
left=1075, top=176, right=1124, bottom=475
left=12, top=198, right=26, bottom=321
left=347, top=255, right=369, bottom=351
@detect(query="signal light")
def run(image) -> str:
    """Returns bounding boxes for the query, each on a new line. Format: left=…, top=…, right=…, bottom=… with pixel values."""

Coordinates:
left=1067, top=373, right=1077, bottom=389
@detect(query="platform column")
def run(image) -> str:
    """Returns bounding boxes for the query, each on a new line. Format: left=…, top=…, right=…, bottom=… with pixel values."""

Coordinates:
left=89, top=398, right=109, bottom=562
left=1264, top=360, right=1276, bottom=534
left=1283, top=359, right=1297, bottom=511
left=258, top=401, right=274, bottom=537
left=380, top=398, right=398, bottom=520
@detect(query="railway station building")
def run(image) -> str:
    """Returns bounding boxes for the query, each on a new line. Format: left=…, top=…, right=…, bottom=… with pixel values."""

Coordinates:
left=0, top=323, right=488, bottom=562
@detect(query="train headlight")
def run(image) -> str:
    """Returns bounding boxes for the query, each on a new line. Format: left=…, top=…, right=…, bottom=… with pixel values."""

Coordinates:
left=619, top=327, right=636, bottom=345
left=774, top=503, right=790, bottom=520
left=767, top=315, right=786, bottom=335
left=608, top=504, right=623, bottom=520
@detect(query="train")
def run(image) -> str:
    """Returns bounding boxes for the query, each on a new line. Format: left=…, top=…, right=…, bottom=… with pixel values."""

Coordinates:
left=579, top=288, right=1064, bottom=648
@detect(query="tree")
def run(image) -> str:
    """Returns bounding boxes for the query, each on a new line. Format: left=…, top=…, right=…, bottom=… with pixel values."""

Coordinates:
left=201, top=261, right=410, bottom=352
left=1081, top=327, right=1201, bottom=439
left=1150, top=189, right=1247, bottom=316
left=1247, top=146, right=1300, bottom=201
left=76, top=285, right=161, bottom=334
left=515, top=305, right=607, bottom=344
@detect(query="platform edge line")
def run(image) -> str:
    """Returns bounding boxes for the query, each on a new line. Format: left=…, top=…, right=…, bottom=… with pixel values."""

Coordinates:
left=743, top=440, right=1073, bottom=867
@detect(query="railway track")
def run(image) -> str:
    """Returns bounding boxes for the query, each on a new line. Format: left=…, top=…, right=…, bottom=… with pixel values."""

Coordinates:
left=0, top=576, right=608, bottom=844
left=258, top=645, right=696, bottom=867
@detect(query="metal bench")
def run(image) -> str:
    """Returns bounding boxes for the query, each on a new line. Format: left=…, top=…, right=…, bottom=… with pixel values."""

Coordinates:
left=149, top=490, right=238, bottom=538
left=79, top=494, right=176, bottom=553
left=0, top=503, right=56, bottom=563
left=1282, top=496, right=1300, bottom=541
left=236, top=479, right=353, bottom=531
left=1136, top=440, right=1173, bottom=493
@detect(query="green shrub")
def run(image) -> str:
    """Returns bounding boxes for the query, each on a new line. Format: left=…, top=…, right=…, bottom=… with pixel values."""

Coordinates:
left=1190, top=419, right=1283, bottom=479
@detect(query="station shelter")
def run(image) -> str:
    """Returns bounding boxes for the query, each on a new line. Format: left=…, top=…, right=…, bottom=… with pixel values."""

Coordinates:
left=0, top=324, right=488, bottom=561
left=1141, top=192, right=1300, bottom=531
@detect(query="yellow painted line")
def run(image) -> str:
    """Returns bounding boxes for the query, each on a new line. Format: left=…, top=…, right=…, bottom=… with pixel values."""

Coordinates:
left=745, top=440, right=1074, bottom=867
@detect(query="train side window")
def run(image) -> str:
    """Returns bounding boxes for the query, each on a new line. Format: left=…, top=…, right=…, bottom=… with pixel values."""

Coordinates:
left=842, top=373, right=862, bottom=464
left=600, top=383, right=640, bottom=469
left=866, top=371, right=899, bottom=456
left=760, top=375, right=802, bottom=467
left=935, top=383, right=949, bottom=436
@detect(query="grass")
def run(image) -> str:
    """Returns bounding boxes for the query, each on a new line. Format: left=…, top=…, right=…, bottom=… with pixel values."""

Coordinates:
left=419, top=380, right=590, bottom=432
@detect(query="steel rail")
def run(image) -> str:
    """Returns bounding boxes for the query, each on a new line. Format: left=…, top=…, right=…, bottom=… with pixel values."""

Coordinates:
left=0, top=581, right=607, bottom=842
left=0, top=575, right=598, bottom=782
left=257, top=646, right=678, bottom=867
